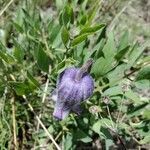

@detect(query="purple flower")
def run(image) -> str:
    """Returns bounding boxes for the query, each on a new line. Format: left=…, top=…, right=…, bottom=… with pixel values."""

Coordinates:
left=52, top=59, right=94, bottom=120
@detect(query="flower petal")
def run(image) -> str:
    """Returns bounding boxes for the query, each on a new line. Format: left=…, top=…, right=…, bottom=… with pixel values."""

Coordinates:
left=53, top=101, right=63, bottom=120
left=53, top=100, right=71, bottom=120
left=51, top=89, right=58, bottom=102
left=62, top=108, right=71, bottom=119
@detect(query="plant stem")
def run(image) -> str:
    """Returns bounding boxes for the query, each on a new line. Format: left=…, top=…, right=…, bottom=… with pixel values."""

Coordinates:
left=11, top=96, right=17, bottom=150
left=34, top=73, right=50, bottom=148
left=0, top=0, right=14, bottom=16
left=42, top=29, right=54, bottom=60
left=75, top=59, right=93, bottom=81
left=37, top=76, right=50, bottom=129
left=106, top=105, right=115, bottom=130
left=116, top=95, right=124, bottom=129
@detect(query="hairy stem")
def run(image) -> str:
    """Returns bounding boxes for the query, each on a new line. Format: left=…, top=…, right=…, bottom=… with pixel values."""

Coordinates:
left=75, top=59, right=93, bottom=81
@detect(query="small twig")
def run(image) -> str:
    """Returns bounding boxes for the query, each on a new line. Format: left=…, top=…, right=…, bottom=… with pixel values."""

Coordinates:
left=49, top=131, right=63, bottom=148
left=0, top=0, right=14, bottom=16
left=116, top=95, right=124, bottom=129
left=55, top=131, right=62, bottom=141
left=120, top=114, right=126, bottom=124
left=11, top=96, right=17, bottom=150
left=34, top=71, right=50, bottom=148
left=42, top=30, right=54, bottom=60
left=36, top=75, right=50, bottom=130
left=64, top=44, right=70, bottom=58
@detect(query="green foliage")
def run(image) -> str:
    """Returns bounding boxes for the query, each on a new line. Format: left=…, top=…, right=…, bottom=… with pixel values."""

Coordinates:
left=136, top=66, right=150, bottom=81
left=61, top=26, right=70, bottom=46
left=0, top=0, right=149, bottom=149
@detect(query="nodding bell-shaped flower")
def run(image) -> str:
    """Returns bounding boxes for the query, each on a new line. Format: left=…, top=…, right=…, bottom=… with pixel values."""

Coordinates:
left=52, top=59, right=94, bottom=120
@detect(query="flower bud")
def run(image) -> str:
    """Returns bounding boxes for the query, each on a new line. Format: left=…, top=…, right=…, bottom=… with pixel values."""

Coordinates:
left=102, top=96, right=110, bottom=105
left=52, top=59, right=94, bottom=120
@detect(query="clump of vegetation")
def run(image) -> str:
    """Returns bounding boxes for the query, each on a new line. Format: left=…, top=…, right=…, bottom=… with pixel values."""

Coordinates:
left=0, top=0, right=149, bottom=149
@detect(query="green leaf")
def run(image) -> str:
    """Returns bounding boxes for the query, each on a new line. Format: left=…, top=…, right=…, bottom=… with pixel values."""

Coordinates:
left=71, top=34, right=87, bottom=47
left=48, top=125, right=54, bottom=134
left=0, top=50, right=15, bottom=64
left=107, top=64, right=127, bottom=85
left=80, top=24, right=105, bottom=34
left=72, top=24, right=105, bottom=47
left=49, top=24, right=61, bottom=44
left=84, top=47, right=97, bottom=61
left=75, top=42, right=85, bottom=58
left=59, top=12, right=63, bottom=25
left=139, top=135, right=150, bottom=144
left=63, top=133, right=73, bottom=150
left=0, top=41, right=7, bottom=52
left=135, top=79, right=150, bottom=89
left=37, top=48, right=50, bottom=73
left=80, top=15, right=87, bottom=25
left=78, top=0, right=85, bottom=5
left=115, top=46, right=130, bottom=61
left=87, top=4, right=98, bottom=25
left=10, top=80, right=36, bottom=96
left=102, top=32, right=116, bottom=59
left=62, top=5, right=73, bottom=25
left=103, top=86, right=123, bottom=96
left=96, top=26, right=106, bottom=44
left=140, top=56, right=150, bottom=65
left=55, top=0, right=63, bottom=10
left=105, top=139, right=114, bottom=150
left=91, top=57, right=113, bottom=77
left=13, top=22, right=24, bottom=33
left=92, top=120, right=101, bottom=135
left=0, top=50, right=9, bottom=63
left=13, top=38, right=24, bottom=63
left=136, top=66, right=150, bottom=81
left=118, top=31, right=129, bottom=51
left=93, top=118, right=114, bottom=131
left=61, top=26, right=70, bottom=46
left=10, top=82, right=28, bottom=96
left=127, top=41, right=149, bottom=68
left=74, top=129, right=92, bottom=143
left=95, top=38, right=106, bottom=58
left=127, top=103, right=148, bottom=117
left=27, top=71, right=40, bottom=88
left=0, top=84, right=5, bottom=97
left=143, top=109, right=150, bottom=120
left=125, top=90, right=142, bottom=105
left=70, top=6, right=74, bottom=24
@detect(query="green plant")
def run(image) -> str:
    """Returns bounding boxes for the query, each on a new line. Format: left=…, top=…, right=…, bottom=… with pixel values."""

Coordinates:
left=0, top=0, right=149, bottom=149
